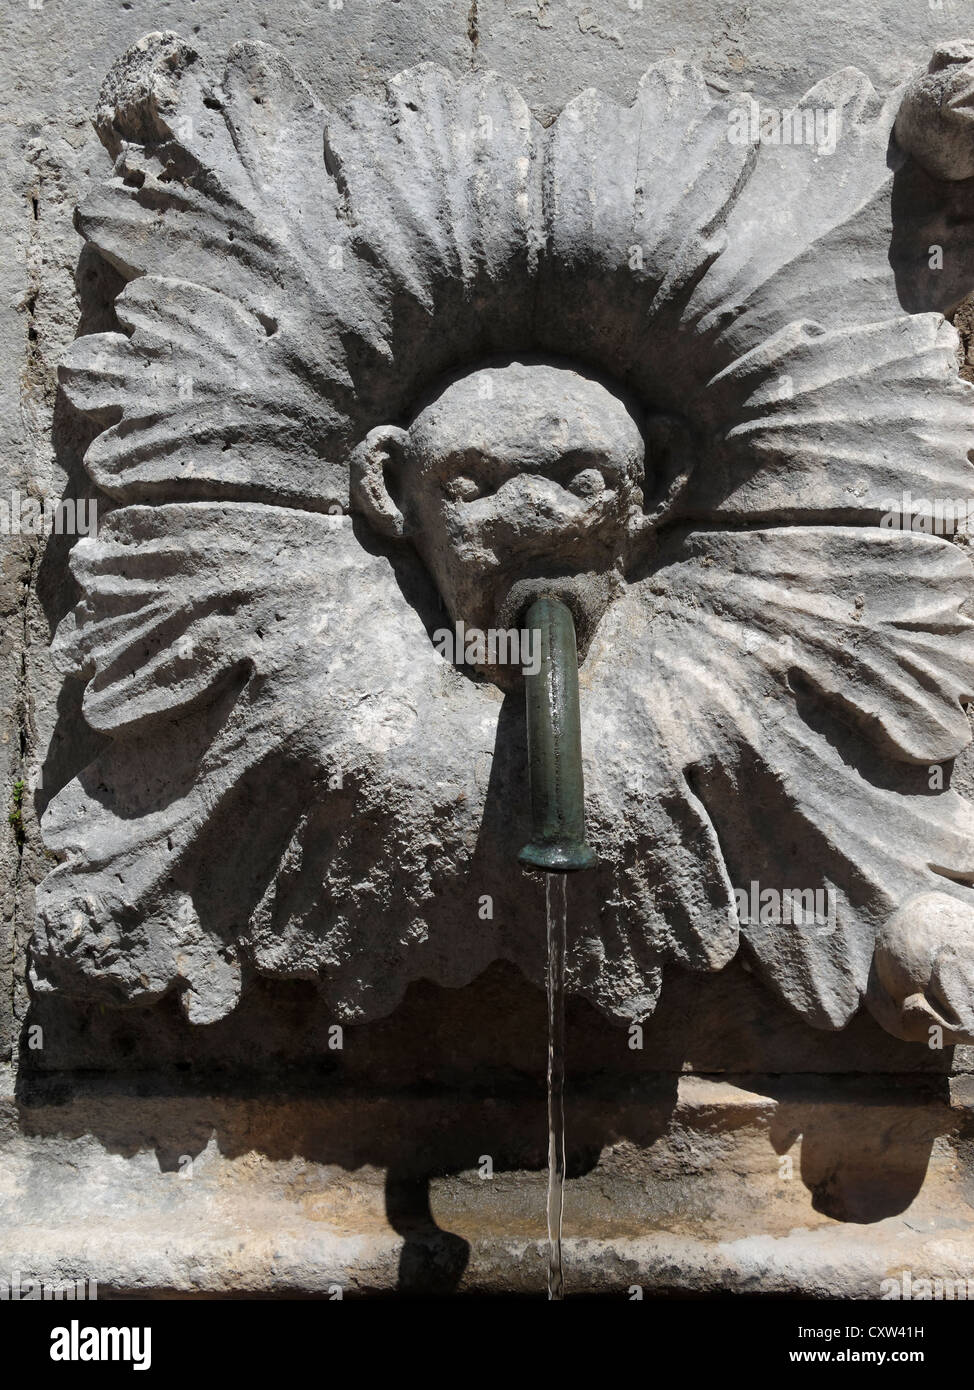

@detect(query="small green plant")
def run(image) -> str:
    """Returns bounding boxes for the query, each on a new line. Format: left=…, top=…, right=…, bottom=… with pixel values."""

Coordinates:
left=8, top=778, right=25, bottom=849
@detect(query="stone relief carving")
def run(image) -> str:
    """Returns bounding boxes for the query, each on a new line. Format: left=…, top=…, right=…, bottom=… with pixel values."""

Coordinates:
left=33, top=31, right=974, bottom=1042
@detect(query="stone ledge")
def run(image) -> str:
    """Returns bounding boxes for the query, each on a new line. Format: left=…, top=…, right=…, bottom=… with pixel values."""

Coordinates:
left=3, top=1219, right=973, bottom=1299
left=2, top=1077, right=972, bottom=1296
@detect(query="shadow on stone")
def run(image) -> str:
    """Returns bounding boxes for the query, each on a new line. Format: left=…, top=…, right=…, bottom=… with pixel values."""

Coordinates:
left=385, top=1171, right=470, bottom=1296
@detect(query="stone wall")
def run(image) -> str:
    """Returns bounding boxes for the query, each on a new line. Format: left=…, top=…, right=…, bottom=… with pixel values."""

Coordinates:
left=4, top=0, right=974, bottom=1298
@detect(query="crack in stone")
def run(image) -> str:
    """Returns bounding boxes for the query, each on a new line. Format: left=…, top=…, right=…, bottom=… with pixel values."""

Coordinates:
left=467, top=0, right=479, bottom=64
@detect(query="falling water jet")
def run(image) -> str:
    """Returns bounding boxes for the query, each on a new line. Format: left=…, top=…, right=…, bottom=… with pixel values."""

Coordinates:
left=518, top=595, right=595, bottom=1300
left=545, top=871, right=567, bottom=1301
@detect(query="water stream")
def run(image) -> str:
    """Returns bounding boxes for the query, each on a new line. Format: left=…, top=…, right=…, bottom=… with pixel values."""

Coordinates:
left=545, top=871, right=567, bottom=1301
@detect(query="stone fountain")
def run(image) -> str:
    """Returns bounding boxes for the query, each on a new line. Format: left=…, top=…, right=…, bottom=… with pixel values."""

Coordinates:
left=6, top=16, right=974, bottom=1298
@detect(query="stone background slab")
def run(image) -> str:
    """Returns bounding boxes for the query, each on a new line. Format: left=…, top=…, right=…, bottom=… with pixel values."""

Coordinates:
left=3, top=0, right=974, bottom=1296
left=4, top=0, right=974, bottom=1070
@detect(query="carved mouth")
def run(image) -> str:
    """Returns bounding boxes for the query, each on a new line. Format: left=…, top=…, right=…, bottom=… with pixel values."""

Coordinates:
left=493, top=570, right=623, bottom=665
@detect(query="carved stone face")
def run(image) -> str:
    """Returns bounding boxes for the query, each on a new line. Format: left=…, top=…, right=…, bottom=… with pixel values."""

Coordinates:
left=351, top=362, right=646, bottom=637
left=41, top=40, right=974, bottom=1049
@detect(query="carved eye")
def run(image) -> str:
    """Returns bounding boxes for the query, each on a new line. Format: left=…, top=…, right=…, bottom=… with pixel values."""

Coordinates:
left=567, top=468, right=605, bottom=499
left=445, top=475, right=483, bottom=502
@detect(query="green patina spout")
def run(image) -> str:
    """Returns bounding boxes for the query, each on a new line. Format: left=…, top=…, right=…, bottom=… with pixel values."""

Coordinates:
left=518, top=596, right=596, bottom=874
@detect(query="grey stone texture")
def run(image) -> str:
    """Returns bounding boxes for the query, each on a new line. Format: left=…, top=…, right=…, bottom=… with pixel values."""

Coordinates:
left=6, top=0, right=974, bottom=1298
left=4, top=1071, right=974, bottom=1298
left=30, top=27, right=974, bottom=1042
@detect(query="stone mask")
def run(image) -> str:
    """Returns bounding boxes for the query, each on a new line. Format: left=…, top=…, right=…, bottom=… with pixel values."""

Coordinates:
left=33, top=34, right=974, bottom=1045
left=350, top=361, right=646, bottom=657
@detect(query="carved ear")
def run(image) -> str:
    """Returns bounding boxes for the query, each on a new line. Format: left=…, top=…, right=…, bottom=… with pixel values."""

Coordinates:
left=349, top=425, right=410, bottom=539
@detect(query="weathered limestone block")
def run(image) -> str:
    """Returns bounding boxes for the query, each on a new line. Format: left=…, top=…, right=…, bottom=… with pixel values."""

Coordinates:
left=29, top=32, right=974, bottom=1052
left=3, top=1074, right=973, bottom=1297
left=6, top=8, right=974, bottom=1306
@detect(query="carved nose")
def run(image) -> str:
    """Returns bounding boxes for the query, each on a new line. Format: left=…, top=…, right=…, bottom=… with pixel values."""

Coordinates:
left=492, top=474, right=583, bottom=531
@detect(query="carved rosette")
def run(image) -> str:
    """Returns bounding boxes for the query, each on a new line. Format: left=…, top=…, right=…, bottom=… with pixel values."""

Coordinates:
left=36, top=32, right=974, bottom=1041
